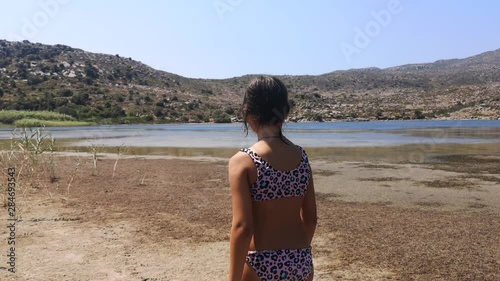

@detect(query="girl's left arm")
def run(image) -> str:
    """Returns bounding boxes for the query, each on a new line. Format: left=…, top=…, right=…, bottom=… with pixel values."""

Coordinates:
left=228, top=153, right=254, bottom=281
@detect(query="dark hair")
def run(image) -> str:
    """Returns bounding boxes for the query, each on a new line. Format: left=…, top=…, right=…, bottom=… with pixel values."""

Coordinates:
left=241, top=76, right=291, bottom=138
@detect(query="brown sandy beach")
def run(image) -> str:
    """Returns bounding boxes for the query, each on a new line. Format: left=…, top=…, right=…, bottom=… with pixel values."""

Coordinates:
left=0, top=144, right=499, bottom=280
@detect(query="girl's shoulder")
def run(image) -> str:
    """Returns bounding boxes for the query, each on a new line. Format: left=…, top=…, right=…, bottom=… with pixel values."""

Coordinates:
left=229, top=149, right=256, bottom=171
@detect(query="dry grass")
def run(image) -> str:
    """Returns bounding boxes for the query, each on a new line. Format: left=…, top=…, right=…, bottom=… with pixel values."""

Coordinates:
left=356, top=163, right=400, bottom=169
left=315, top=169, right=339, bottom=177
left=317, top=201, right=500, bottom=280
left=419, top=179, right=475, bottom=190
left=4, top=155, right=500, bottom=280
left=357, top=177, right=410, bottom=182
left=461, top=174, right=500, bottom=184
left=468, top=202, right=488, bottom=209
left=316, top=192, right=343, bottom=201
left=430, top=155, right=500, bottom=174
left=414, top=201, right=445, bottom=208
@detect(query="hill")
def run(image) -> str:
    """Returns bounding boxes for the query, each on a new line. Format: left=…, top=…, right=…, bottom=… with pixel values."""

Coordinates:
left=0, top=39, right=499, bottom=124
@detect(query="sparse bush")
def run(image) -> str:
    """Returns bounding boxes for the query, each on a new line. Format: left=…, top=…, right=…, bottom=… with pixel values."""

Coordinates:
left=212, top=110, right=231, bottom=123
left=305, top=113, right=323, bottom=122
left=71, top=93, right=90, bottom=105
left=85, top=62, right=99, bottom=80
left=27, top=75, right=44, bottom=86
left=153, top=107, right=164, bottom=118
left=225, top=108, right=235, bottom=115
left=59, top=89, right=74, bottom=97
left=414, top=109, right=425, bottom=119
left=201, top=89, right=214, bottom=95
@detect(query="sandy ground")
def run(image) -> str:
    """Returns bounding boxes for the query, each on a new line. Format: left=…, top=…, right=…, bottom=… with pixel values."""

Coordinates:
left=0, top=149, right=499, bottom=281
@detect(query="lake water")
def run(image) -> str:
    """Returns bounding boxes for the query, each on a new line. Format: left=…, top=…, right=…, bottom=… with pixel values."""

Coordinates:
left=1, top=120, right=500, bottom=148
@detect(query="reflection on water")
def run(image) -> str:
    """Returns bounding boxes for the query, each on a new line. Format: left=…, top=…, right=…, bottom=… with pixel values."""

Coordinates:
left=1, top=120, right=499, bottom=159
left=1, top=120, right=499, bottom=148
left=388, top=127, right=500, bottom=139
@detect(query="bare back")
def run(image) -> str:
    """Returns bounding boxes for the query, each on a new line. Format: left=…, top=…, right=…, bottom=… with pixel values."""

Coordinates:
left=241, top=139, right=314, bottom=251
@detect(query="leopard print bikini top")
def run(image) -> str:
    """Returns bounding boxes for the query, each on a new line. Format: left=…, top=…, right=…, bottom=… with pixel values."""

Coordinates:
left=240, top=146, right=311, bottom=201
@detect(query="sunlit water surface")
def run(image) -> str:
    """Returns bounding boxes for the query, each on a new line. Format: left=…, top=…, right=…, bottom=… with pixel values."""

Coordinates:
left=1, top=120, right=499, bottom=159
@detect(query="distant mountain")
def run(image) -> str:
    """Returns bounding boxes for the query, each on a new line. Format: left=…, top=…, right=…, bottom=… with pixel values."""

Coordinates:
left=387, top=49, right=500, bottom=72
left=0, top=39, right=499, bottom=123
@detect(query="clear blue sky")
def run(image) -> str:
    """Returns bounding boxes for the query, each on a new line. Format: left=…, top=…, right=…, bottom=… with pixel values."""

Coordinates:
left=1, top=0, right=499, bottom=79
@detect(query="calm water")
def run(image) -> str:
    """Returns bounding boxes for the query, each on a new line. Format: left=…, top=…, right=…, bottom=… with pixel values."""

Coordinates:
left=1, top=120, right=500, bottom=148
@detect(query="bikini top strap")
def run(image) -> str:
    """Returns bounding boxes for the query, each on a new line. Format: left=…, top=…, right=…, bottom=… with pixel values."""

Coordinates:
left=296, top=145, right=309, bottom=163
left=239, top=148, right=264, bottom=167
left=295, top=144, right=304, bottom=156
left=241, top=146, right=307, bottom=167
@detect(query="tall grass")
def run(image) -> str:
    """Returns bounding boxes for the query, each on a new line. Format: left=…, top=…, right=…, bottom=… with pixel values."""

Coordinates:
left=0, top=110, right=76, bottom=125
left=112, top=144, right=126, bottom=179
left=13, top=119, right=92, bottom=127
left=0, top=127, right=56, bottom=215
left=90, top=143, right=101, bottom=176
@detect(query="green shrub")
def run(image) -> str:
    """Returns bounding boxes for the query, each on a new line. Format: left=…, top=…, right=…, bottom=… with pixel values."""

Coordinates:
left=59, top=89, right=74, bottom=97
left=414, top=109, right=425, bottom=119
left=13, top=118, right=92, bottom=127
left=0, top=110, right=75, bottom=124
left=212, top=110, right=231, bottom=123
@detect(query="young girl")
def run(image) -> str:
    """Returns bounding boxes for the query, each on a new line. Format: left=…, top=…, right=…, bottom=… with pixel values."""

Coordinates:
left=229, top=76, right=317, bottom=281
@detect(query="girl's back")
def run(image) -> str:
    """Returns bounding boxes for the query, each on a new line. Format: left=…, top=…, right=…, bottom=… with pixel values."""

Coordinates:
left=244, top=140, right=311, bottom=251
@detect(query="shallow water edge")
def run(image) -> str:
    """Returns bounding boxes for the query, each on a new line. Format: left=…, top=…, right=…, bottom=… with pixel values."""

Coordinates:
left=48, top=142, right=500, bottom=162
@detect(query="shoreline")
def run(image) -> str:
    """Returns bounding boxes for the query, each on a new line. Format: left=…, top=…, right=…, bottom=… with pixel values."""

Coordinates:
left=2, top=141, right=500, bottom=163
left=53, top=141, right=500, bottom=162
left=1, top=117, right=499, bottom=130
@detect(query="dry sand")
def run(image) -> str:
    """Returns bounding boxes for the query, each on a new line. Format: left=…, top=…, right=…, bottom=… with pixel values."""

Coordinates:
left=0, top=149, right=499, bottom=280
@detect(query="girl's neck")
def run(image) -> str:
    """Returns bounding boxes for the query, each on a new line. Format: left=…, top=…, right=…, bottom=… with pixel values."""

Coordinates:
left=256, top=126, right=281, bottom=141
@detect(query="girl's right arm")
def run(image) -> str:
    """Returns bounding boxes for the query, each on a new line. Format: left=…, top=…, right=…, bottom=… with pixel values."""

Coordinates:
left=228, top=153, right=254, bottom=281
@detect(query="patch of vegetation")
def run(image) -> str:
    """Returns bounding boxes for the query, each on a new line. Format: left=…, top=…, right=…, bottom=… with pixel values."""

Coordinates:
left=461, top=174, right=500, bottom=184
left=211, top=110, right=231, bottom=123
left=0, top=110, right=76, bottom=125
left=356, top=164, right=400, bottom=170
left=13, top=118, right=93, bottom=127
left=413, top=109, right=425, bottom=119
left=357, top=177, right=409, bottom=182
left=304, top=112, right=323, bottom=122
left=414, top=201, right=444, bottom=208
left=430, top=155, right=500, bottom=174
left=468, top=202, right=487, bottom=209
left=314, top=170, right=338, bottom=177
left=419, top=179, right=474, bottom=190
left=316, top=192, right=342, bottom=201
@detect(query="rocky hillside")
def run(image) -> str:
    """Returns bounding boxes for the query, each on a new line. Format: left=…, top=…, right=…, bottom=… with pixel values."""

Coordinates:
left=0, top=39, right=499, bottom=123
